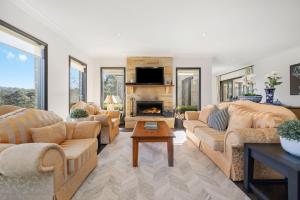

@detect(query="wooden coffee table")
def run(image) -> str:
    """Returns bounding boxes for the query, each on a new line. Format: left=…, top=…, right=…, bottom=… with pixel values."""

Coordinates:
left=131, top=121, right=175, bottom=167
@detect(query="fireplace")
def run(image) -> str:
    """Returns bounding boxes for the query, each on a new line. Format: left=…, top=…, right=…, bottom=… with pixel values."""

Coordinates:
left=136, top=101, right=163, bottom=116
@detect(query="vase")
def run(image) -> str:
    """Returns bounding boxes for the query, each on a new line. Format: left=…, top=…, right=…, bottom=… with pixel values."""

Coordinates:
left=280, top=137, right=300, bottom=157
left=265, top=88, right=275, bottom=104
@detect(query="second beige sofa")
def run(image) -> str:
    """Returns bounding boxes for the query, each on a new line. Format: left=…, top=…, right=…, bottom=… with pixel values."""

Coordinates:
left=183, top=100, right=297, bottom=181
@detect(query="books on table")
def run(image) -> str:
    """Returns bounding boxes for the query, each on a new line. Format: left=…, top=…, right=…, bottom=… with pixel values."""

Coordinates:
left=144, top=122, right=158, bottom=130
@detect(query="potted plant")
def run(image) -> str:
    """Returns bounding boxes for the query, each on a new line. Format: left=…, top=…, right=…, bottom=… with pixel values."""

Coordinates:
left=277, top=120, right=300, bottom=157
left=174, top=105, right=197, bottom=129
left=70, top=108, right=89, bottom=121
left=264, top=71, right=282, bottom=104
left=239, top=74, right=262, bottom=103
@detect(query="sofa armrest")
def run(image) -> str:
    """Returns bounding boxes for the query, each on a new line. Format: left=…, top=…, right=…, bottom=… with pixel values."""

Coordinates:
left=0, top=144, right=15, bottom=153
left=225, top=128, right=280, bottom=148
left=94, top=114, right=112, bottom=126
left=0, top=143, right=66, bottom=178
left=71, top=121, right=101, bottom=139
left=185, top=111, right=200, bottom=120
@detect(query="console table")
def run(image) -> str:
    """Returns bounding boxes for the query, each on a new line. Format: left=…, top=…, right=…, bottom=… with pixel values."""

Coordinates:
left=244, top=144, right=300, bottom=200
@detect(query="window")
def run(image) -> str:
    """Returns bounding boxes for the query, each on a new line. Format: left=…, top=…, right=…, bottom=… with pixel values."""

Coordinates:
left=0, top=20, right=47, bottom=109
left=176, top=68, right=201, bottom=109
left=220, top=77, right=243, bottom=102
left=100, top=67, right=125, bottom=112
left=69, top=56, right=87, bottom=108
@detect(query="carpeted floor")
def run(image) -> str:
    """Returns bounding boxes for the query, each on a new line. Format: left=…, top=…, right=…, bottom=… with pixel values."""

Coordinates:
left=73, top=130, right=250, bottom=200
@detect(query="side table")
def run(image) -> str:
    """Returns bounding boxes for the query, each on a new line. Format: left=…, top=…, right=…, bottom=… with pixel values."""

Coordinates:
left=244, top=143, right=300, bottom=200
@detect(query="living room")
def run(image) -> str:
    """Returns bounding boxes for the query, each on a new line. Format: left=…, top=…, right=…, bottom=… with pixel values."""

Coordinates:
left=0, top=1, right=300, bottom=200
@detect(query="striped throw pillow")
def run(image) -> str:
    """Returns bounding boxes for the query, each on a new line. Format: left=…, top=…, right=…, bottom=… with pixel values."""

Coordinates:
left=208, top=107, right=229, bottom=131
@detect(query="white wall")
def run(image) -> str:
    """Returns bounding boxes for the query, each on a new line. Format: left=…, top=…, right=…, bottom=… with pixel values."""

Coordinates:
left=254, top=46, right=300, bottom=106
left=0, top=1, right=95, bottom=118
left=94, top=56, right=213, bottom=109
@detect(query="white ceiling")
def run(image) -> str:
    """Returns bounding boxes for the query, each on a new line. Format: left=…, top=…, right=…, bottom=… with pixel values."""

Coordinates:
left=10, top=0, right=300, bottom=71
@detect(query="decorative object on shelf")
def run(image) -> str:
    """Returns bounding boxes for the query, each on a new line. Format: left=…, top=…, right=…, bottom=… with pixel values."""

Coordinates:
left=130, top=97, right=135, bottom=116
left=104, top=95, right=117, bottom=111
left=290, top=63, right=300, bottom=95
left=264, top=71, right=282, bottom=104
left=238, top=73, right=262, bottom=103
left=174, top=105, right=197, bottom=129
left=70, top=108, right=89, bottom=121
left=277, top=120, right=300, bottom=157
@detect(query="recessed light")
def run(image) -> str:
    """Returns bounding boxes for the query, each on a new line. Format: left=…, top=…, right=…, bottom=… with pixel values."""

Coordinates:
left=116, top=33, right=121, bottom=37
left=201, top=32, right=207, bottom=37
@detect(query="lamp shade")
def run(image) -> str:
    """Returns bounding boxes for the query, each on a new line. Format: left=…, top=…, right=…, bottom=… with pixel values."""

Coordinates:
left=104, top=95, right=117, bottom=104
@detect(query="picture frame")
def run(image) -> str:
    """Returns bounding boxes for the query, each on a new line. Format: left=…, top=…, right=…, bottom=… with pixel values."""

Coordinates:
left=290, top=63, right=300, bottom=95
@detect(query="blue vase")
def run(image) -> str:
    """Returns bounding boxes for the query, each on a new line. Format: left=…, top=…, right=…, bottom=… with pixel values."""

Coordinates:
left=265, top=88, right=275, bottom=104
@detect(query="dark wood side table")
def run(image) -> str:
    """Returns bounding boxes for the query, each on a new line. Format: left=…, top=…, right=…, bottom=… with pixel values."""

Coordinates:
left=244, top=143, right=300, bottom=200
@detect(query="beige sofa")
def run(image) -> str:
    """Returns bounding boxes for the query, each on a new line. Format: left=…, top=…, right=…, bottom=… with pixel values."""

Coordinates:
left=0, top=106, right=101, bottom=200
left=71, top=101, right=120, bottom=144
left=183, top=100, right=297, bottom=181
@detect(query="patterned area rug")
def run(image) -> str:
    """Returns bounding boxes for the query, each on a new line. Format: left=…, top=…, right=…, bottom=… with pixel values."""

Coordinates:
left=73, top=130, right=249, bottom=200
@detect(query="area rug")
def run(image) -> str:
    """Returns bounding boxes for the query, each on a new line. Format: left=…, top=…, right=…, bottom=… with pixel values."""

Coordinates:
left=73, top=130, right=249, bottom=200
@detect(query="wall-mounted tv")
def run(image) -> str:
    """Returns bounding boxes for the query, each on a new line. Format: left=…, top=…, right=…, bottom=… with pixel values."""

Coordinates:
left=136, top=67, right=164, bottom=84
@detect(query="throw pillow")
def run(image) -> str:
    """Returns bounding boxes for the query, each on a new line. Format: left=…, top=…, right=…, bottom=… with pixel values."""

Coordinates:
left=227, top=113, right=253, bottom=133
left=72, top=121, right=101, bottom=139
left=198, top=105, right=216, bottom=123
left=31, top=122, right=66, bottom=144
left=208, top=107, right=229, bottom=131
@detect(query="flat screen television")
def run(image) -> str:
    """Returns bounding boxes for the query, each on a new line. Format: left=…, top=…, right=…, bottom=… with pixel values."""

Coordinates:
left=136, top=67, right=164, bottom=84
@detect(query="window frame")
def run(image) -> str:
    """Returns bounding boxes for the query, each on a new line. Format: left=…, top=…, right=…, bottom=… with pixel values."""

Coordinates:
left=100, top=67, right=126, bottom=113
left=0, top=19, right=48, bottom=110
left=68, top=55, right=87, bottom=110
left=220, top=76, right=243, bottom=102
left=176, top=67, right=201, bottom=110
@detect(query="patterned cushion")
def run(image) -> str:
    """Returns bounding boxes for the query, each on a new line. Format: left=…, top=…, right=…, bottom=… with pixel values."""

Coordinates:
left=30, top=122, right=66, bottom=144
left=60, top=138, right=97, bottom=175
left=208, top=107, right=229, bottom=131
left=0, top=108, right=62, bottom=144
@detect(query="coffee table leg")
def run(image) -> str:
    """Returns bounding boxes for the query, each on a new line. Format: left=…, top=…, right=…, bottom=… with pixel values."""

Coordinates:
left=167, top=138, right=174, bottom=167
left=133, top=139, right=138, bottom=167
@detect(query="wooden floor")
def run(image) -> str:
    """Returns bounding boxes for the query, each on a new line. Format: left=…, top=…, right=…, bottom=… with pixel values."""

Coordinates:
left=73, top=130, right=249, bottom=200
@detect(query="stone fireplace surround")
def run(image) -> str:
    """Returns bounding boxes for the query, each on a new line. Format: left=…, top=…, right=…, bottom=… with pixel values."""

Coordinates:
left=124, top=57, right=175, bottom=128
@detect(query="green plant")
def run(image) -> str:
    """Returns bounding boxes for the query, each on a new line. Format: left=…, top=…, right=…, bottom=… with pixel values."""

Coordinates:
left=244, top=93, right=262, bottom=96
left=70, top=109, right=89, bottom=119
left=277, top=120, right=300, bottom=141
left=175, top=105, right=197, bottom=113
left=265, top=71, right=282, bottom=88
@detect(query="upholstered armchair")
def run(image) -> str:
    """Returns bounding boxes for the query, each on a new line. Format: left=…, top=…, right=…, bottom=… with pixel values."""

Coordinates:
left=0, top=106, right=101, bottom=199
left=71, top=101, right=120, bottom=144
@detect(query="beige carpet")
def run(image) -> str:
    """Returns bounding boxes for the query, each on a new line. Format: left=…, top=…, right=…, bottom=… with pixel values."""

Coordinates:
left=73, top=130, right=249, bottom=200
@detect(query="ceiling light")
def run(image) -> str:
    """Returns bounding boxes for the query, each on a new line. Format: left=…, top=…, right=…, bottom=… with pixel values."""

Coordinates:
left=201, top=32, right=207, bottom=37
left=116, top=33, right=121, bottom=37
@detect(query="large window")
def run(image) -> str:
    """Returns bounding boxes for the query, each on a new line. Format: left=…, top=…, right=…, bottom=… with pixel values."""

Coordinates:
left=69, top=56, right=87, bottom=108
left=176, top=68, right=201, bottom=109
left=0, top=20, right=47, bottom=109
left=100, top=67, right=125, bottom=112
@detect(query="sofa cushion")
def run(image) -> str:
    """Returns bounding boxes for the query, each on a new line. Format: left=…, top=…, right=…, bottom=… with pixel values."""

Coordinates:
left=194, top=127, right=225, bottom=152
left=227, top=113, right=252, bottom=132
left=208, top=107, right=229, bottom=131
left=60, top=138, right=97, bottom=175
left=0, top=108, right=63, bottom=144
left=72, top=121, right=101, bottom=139
left=31, top=122, right=66, bottom=144
left=183, top=120, right=208, bottom=132
left=198, top=105, right=216, bottom=123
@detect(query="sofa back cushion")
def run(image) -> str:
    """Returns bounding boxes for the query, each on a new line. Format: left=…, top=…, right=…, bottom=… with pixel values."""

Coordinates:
left=31, top=122, right=66, bottom=144
left=208, top=107, right=229, bottom=131
left=227, top=113, right=253, bottom=132
left=0, top=105, right=22, bottom=116
left=228, top=104, right=284, bottom=128
left=198, top=105, right=216, bottom=123
left=0, top=108, right=62, bottom=144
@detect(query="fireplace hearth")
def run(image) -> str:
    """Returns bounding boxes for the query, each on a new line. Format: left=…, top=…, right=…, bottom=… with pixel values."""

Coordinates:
left=136, top=101, right=163, bottom=116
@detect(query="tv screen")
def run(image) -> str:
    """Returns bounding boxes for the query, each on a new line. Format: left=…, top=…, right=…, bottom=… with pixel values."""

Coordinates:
left=136, top=67, right=164, bottom=84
